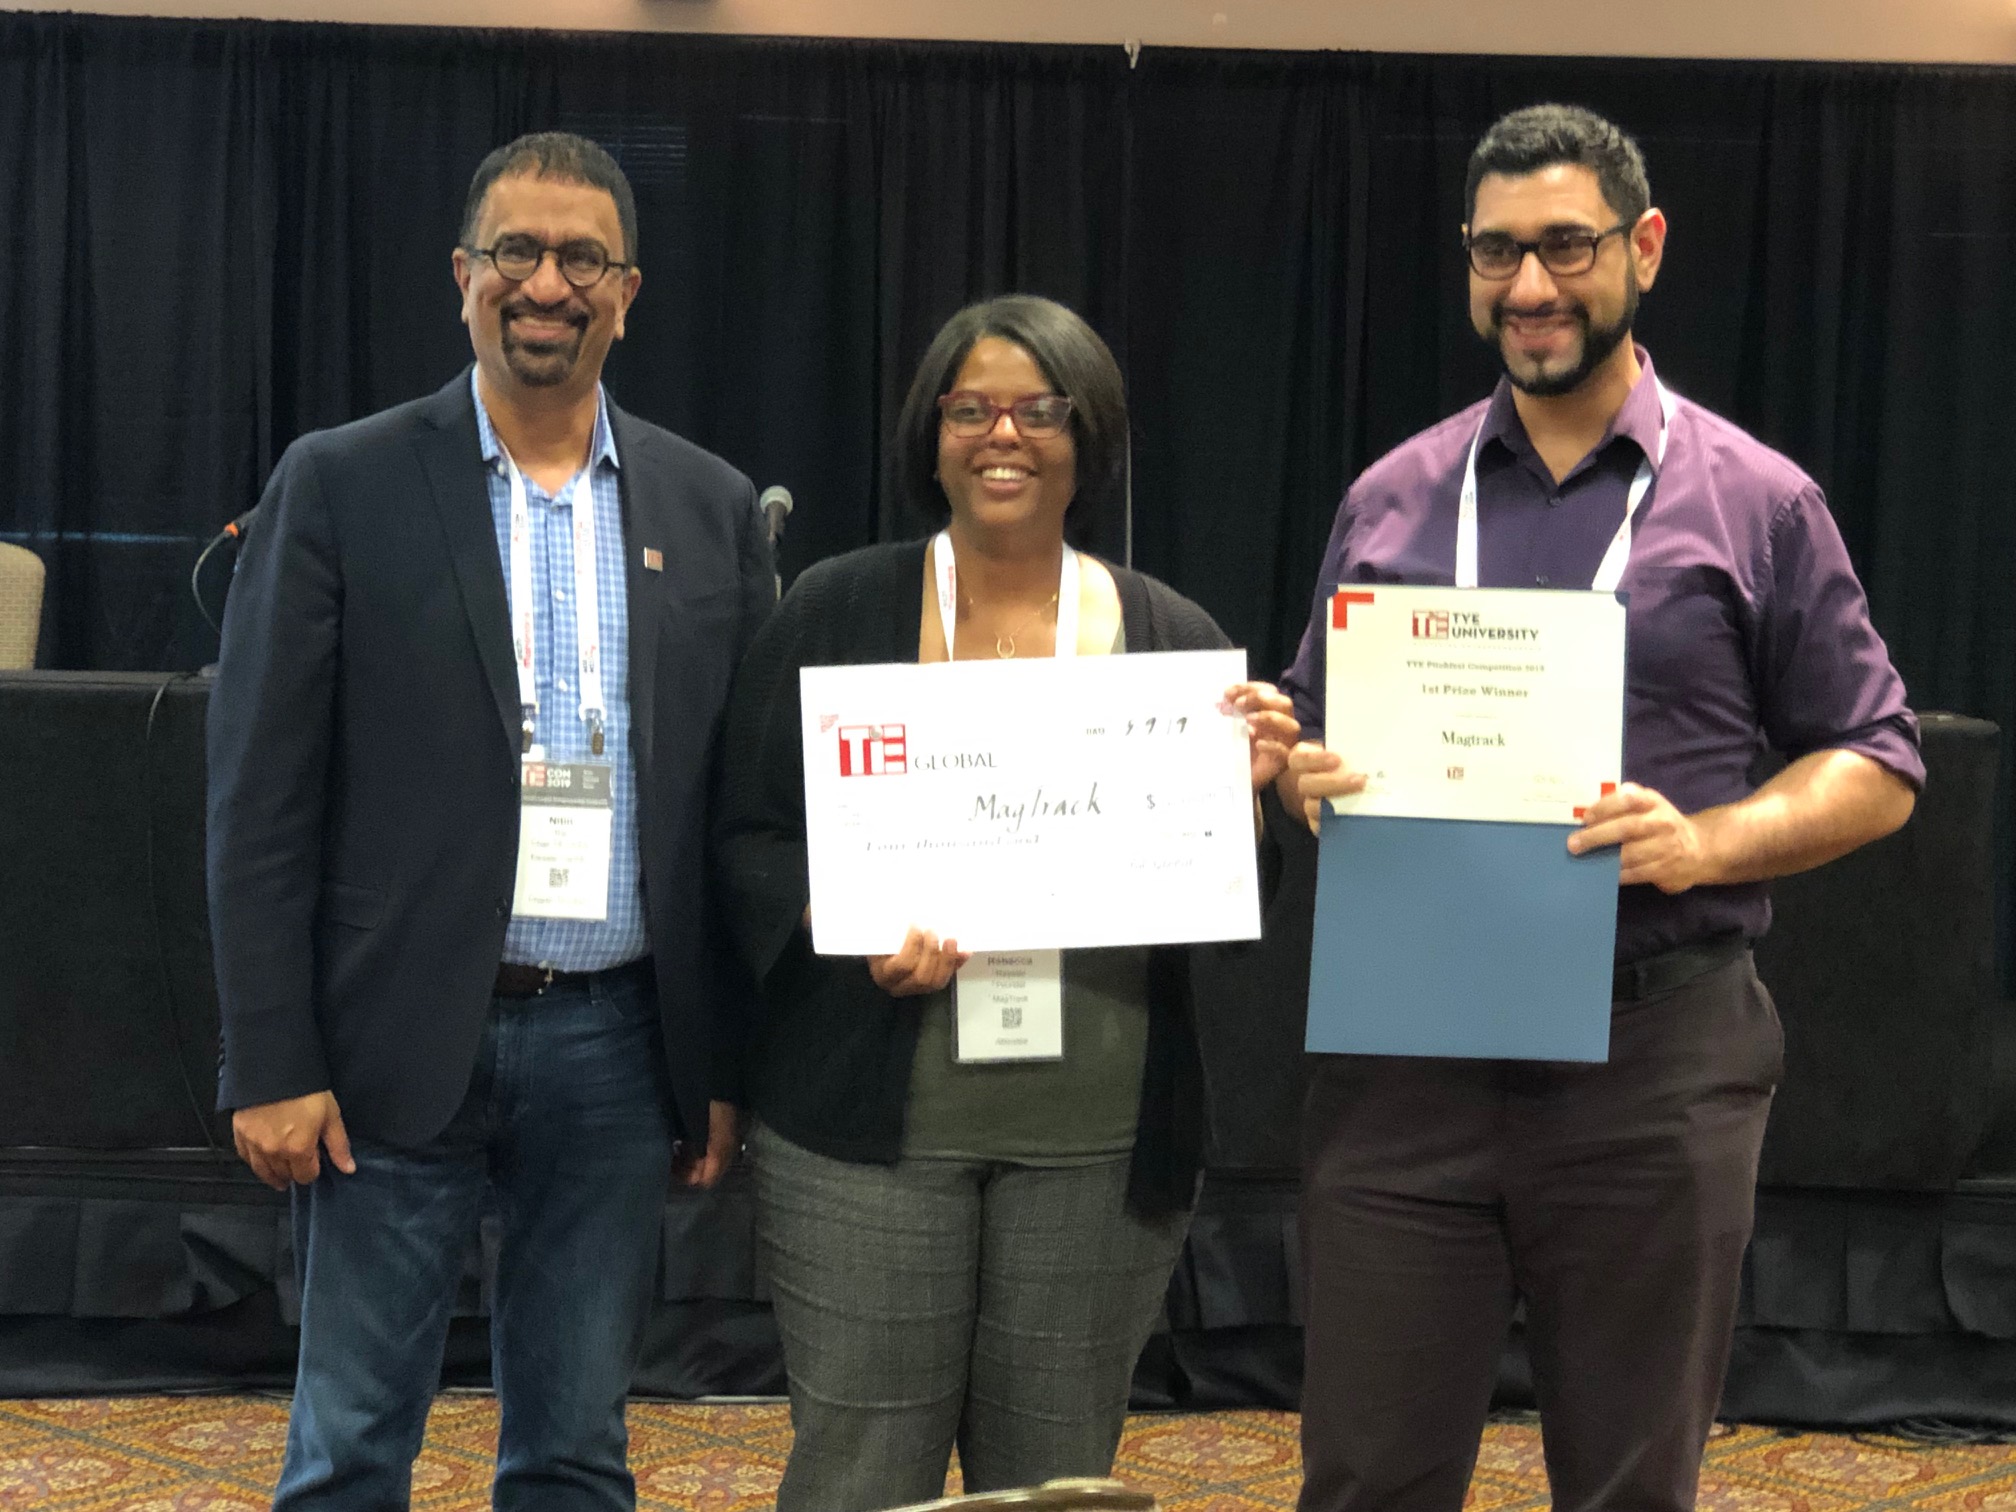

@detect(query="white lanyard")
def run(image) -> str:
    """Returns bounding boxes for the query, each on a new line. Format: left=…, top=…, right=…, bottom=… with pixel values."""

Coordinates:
left=504, top=450, right=607, bottom=754
left=1456, top=381, right=1678, bottom=593
left=932, top=530, right=1080, bottom=661
left=934, top=528, right=1078, bottom=1058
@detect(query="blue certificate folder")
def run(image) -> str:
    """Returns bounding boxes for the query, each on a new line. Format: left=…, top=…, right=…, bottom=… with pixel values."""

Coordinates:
left=1306, top=812, right=1621, bottom=1062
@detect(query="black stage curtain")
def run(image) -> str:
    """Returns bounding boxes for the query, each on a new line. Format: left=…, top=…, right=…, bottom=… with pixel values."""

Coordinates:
left=1, top=14, right=2011, bottom=971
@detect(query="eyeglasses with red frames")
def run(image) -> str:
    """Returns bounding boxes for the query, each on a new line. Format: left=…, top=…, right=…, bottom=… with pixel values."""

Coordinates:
left=937, top=391, right=1075, bottom=439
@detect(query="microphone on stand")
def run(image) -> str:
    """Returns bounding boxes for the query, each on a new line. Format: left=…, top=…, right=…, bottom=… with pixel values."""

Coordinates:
left=191, top=505, right=261, bottom=640
left=759, top=486, right=793, bottom=600
left=759, top=485, right=793, bottom=546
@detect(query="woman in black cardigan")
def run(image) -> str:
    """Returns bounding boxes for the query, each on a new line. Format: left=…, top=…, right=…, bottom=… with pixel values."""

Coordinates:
left=714, top=295, right=1296, bottom=1512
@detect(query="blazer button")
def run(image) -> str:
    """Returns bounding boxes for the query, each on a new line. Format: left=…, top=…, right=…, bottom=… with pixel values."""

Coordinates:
left=495, top=898, right=510, bottom=919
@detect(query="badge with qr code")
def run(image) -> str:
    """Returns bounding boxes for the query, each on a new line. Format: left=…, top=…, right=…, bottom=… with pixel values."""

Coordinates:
left=953, top=950, right=1064, bottom=1063
left=511, top=759, right=614, bottom=921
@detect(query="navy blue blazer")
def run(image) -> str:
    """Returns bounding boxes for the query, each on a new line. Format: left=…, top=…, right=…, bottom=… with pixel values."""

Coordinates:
left=206, top=370, right=772, bottom=1148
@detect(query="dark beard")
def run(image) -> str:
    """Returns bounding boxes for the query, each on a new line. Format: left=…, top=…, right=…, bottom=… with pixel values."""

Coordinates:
left=1489, top=278, right=1638, bottom=398
left=500, top=304, right=588, bottom=387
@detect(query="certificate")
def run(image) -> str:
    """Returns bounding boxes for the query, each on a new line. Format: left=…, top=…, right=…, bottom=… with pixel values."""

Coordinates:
left=1324, top=585, right=1626, bottom=823
left=799, top=649, right=1260, bottom=956
left=1309, top=584, right=1625, bottom=1062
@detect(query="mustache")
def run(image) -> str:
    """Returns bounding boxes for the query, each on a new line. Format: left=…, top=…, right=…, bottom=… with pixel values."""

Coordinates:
left=1492, top=299, right=1585, bottom=323
left=501, top=298, right=589, bottom=329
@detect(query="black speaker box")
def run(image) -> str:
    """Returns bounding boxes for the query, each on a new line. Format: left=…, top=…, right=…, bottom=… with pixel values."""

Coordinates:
left=1755, top=713, right=2002, bottom=1189
left=0, top=671, right=226, bottom=1149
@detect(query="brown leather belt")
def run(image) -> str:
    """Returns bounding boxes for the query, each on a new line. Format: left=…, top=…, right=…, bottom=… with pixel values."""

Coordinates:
left=1611, top=934, right=1748, bottom=1002
left=493, top=958, right=650, bottom=999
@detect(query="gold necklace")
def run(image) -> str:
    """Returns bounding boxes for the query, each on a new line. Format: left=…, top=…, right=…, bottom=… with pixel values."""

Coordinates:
left=961, top=588, right=1060, bottom=658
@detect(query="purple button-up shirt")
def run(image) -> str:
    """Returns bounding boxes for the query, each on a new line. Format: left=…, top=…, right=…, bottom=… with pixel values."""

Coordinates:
left=1280, top=350, right=1924, bottom=965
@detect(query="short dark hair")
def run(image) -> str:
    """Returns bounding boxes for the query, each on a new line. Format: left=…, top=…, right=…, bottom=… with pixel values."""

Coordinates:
left=459, top=131, right=640, bottom=264
left=1465, top=104, right=1649, bottom=227
left=889, top=295, right=1128, bottom=548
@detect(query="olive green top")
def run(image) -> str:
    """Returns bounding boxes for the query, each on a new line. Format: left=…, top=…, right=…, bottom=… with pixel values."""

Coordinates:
left=900, top=944, right=1153, bottom=1163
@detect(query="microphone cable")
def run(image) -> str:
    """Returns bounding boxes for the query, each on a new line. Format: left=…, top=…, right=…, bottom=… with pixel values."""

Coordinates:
left=144, top=670, right=228, bottom=1157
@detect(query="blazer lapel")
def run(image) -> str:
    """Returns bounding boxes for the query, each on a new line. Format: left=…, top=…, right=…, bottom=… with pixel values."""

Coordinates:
left=412, top=372, right=519, bottom=754
left=608, top=402, right=663, bottom=770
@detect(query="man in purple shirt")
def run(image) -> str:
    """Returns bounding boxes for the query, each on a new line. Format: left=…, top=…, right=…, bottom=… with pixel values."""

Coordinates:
left=1277, top=105, right=1921, bottom=1512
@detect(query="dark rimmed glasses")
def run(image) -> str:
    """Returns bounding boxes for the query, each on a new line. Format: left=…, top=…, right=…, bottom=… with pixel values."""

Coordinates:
left=464, top=234, right=634, bottom=289
left=937, top=392, right=1075, bottom=439
left=1464, top=219, right=1634, bottom=280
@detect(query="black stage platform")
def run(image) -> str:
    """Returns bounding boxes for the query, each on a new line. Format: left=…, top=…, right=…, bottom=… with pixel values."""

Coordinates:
left=2, top=671, right=2010, bottom=1424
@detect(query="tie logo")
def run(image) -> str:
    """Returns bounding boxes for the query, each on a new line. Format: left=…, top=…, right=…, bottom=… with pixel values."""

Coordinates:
left=838, top=724, right=907, bottom=777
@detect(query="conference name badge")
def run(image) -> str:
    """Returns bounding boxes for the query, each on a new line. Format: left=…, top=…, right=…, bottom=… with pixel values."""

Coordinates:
left=512, top=758, right=614, bottom=921
left=953, top=950, right=1064, bottom=1063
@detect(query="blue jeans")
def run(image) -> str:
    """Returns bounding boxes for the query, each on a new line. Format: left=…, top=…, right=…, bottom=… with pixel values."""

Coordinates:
left=274, top=965, right=675, bottom=1512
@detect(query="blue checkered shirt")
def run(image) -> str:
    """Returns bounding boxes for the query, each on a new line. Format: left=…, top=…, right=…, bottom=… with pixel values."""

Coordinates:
left=474, top=371, right=649, bottom=970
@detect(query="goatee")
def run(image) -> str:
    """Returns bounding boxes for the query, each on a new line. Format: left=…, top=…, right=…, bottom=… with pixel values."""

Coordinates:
left=500, top=305, right=587, bottom=388
left=502, top=345, right=577, bottom=388
left=1490, top=279, right=1638, bottom=398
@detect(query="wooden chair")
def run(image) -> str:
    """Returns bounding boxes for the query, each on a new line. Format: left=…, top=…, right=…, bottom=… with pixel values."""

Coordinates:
left=0, top=542, right=45, bottom=669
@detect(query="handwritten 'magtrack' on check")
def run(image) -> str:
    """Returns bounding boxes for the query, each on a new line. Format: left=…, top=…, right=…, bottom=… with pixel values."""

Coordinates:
left=799, top=649, right=1262, bottom=956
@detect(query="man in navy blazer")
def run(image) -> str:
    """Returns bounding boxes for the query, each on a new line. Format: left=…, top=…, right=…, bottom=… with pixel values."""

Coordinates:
left=206, top=133, right=771, bottom=1511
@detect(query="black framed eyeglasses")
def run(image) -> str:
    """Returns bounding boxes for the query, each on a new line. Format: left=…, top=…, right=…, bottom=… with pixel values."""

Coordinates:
left=937, top=392, right=1075, bottom=439
left=465, top=234, right=633, bottom=289
left=1463, top=220, right=1634, bottom=280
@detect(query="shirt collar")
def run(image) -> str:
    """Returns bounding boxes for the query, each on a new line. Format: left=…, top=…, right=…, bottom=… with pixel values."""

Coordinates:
left=1479, top=344, right=1666, bottom=476
left=470, top=367, right=621, bottom=477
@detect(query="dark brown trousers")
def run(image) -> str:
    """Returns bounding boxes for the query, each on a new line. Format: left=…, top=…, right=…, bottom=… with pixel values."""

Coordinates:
left=1297, top=954, right=1782, bottom=1512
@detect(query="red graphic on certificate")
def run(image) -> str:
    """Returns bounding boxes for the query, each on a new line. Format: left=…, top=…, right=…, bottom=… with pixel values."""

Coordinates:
left=1330, top=591, right=1377, bottom=630
left=838, top=725, right=907, bottom=777
left=1573, top=782, right=1618, bottom=820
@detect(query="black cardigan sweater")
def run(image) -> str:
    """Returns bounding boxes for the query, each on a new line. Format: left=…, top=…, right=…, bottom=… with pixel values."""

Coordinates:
left=713, top=538, right=1256, bottom=1216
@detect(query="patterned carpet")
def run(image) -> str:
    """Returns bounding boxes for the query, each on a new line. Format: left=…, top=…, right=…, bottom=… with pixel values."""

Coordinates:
left=2, top=1396, right=2015, bottom=1511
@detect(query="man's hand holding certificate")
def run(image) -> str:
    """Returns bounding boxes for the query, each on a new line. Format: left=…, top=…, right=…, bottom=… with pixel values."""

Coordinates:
left=799, top=649, right=1266, bottom=956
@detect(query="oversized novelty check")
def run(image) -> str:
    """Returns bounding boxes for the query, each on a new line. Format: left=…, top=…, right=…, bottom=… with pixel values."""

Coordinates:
left=1324, top=585, right=1626, bottom=824
left=800, top=649, right=1261, bottom=955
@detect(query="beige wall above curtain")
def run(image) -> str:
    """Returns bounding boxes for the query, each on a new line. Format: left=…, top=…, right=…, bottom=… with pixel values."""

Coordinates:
left=7, top=0, right=2016, bottom=64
